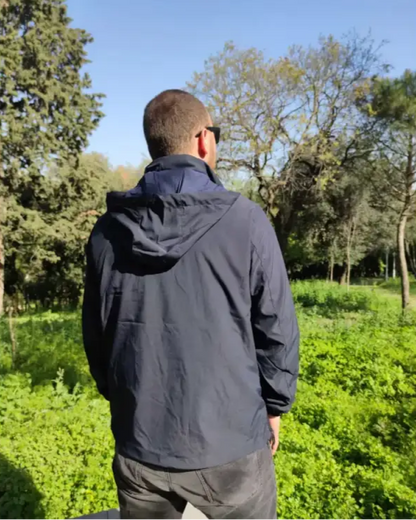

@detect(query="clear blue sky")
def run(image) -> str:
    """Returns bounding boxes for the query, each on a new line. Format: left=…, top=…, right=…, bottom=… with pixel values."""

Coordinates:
left=67, top=0, right=416, bottom=168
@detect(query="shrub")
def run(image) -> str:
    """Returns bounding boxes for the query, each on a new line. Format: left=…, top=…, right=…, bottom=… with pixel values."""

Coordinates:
left=1, top=283, right=416, bottom=519
left=0, top=372, right=117, bottom=519
left=292, top=281, right=376, bottom=315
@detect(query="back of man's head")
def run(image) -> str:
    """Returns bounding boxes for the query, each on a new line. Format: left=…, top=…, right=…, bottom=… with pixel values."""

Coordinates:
left=143, top=90, right=211, bottom=160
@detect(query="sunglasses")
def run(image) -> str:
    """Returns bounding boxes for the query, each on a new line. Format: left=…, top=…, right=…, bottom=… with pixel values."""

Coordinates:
left=196, top=126, right=221, bottom=144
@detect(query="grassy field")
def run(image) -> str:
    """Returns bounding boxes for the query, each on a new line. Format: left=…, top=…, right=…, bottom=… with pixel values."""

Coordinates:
left=351, top=278, right=416, bottom=307
left=1, top=282, right=415, bottom=519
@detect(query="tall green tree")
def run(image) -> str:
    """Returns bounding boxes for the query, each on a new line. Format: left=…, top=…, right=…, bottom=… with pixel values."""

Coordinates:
left=5, top=153, right=148, bottom=308
left=279, top=154, right=381, bottom=284
left=364, top=70, right=416, bottom=308
left=189, top=34, right=385, bottom=252
left=20, top=153, right=117, bottom=306
left=0, top=0, right=104, bottom=313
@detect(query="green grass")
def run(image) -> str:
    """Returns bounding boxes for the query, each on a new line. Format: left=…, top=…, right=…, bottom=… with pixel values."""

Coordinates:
left=1, top=282, right=416, bottom=519
left=350, top=277, right=416, bottom=307
left=378, top=278, right=416, bottom=305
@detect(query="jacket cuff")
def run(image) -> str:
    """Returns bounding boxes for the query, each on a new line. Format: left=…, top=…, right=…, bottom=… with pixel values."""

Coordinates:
left=266, top=404, right=284, bottom=417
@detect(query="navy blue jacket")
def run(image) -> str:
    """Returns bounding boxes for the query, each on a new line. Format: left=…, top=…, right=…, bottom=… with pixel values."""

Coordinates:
left=83, top=155, right=299, bottom=470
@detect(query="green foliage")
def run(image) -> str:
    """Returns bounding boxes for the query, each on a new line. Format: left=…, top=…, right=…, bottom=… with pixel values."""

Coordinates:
left=292, top=280, right=375, bottom=313
left=363, top=70, right=416, bottom=308
left=0, top=372, right=116, bottom=519
left=0, top=0, right=148, bottom=313
left=4, top=153, right=146, bottom=308
left=1, top=283, right=416, bottom=519
left=191, top=35, right=416, bottom=294
left=189, top=34, right=388, bottom=263
left=0, top=0, right=105, bottom=314
left=0, top=0, right=104, bottom=172
left=378, top=277, right=416, bottom=299
left=367, top=70, right=416, bottom=129
left=0, top=311, right=89, bottom=387
left=276, top=282, right=416, bottom=519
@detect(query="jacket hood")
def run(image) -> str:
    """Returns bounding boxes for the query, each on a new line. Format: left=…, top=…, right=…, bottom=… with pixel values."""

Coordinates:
left=106, top=156, right=240, bottom=269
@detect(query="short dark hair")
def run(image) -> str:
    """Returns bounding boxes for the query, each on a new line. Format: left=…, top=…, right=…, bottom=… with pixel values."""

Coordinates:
left=143, top=89, right=210, bottom=159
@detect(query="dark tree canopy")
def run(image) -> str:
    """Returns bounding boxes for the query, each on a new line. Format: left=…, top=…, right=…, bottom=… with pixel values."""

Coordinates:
left=0, top=0, right=104, bottom=313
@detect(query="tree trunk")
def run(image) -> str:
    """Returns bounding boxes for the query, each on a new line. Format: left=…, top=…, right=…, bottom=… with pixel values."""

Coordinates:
left=385, top=249, right=389, bottom=281
left=397, top=133, right=415, bottom=310
left=8, top=304, right=17, bottom=367
left=340, top=264, right=348, bottom=285
left=346, top=245, right=351, bottom=288
left=349, top=218, right=358, bottom=288
left=405, top=240, right=416, bottom=277
left=330, top=252, right=334, bottom=283
left=398, top=213, right=410, bottom=310
left=393, top=251, right=396, bottom=279
left=344, top=219, right=355, bottom=288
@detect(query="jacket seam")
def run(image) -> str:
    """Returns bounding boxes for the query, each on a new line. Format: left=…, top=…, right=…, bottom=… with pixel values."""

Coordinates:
left=250, top=215, right=291, bottom=413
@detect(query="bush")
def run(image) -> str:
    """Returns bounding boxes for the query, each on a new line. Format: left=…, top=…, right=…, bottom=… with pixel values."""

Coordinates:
left=292, top=281, right=376, bottom=314
left=1, top=283, right=416, bottom=519
left=0, top=311, right=89, bottom=388
left=0, top=371, right=117, bottom=519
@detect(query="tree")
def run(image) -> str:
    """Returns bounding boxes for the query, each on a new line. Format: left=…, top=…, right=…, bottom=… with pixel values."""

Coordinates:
left=0, top=0, right=104, bottom=313
left=280, top=154, right=381, bottom=285
left=4, top=153, right=149, bottom=308
left=189, top=34, right=385, bottom=253
left=364, top=70, right=416, bottom=308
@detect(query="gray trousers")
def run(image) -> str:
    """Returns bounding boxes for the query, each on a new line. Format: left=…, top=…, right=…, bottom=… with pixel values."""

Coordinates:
left=113, top=447, right=277, bottom=519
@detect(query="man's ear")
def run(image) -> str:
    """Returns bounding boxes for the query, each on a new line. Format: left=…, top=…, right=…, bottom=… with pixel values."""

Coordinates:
left=198, top=130, right=208, bottom=158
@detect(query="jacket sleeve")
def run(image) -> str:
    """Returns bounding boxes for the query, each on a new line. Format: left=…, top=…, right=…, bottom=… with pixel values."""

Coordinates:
left=250, top=205, right=299, bottom=416
left=82, top=240, right=109, bottom=400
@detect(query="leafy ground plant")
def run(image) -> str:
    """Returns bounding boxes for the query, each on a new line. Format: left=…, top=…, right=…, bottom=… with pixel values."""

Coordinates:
left=0, top=282, right=415, bottom=519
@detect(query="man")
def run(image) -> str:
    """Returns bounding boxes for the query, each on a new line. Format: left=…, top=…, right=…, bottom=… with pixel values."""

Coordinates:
left=83, top=89, right=299, bottom=519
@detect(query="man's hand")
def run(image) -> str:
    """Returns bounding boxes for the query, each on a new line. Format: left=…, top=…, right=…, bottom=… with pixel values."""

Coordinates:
left=268, top=415, right=280, bottom=455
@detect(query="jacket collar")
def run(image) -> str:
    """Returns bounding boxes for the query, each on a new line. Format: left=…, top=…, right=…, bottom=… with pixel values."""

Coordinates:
left=145, top=155, right=223, bottom=187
